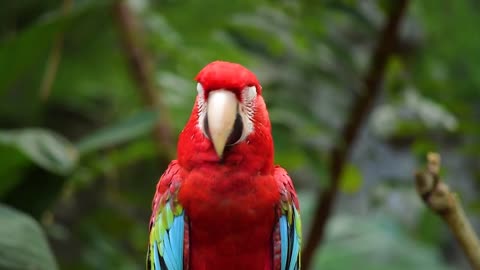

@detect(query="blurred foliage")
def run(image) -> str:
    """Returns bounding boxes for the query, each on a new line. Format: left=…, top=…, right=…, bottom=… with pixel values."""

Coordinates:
left=0, top=204, right=58, bottom=270
left=0, top=0, right=479, bottom=269
left=0, top=129, right=78, bottom=174
left=315, top=214, right=450, bottom=270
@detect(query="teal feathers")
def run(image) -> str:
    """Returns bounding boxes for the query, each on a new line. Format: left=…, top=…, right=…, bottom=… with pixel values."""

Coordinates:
left=148, top=201, right=185, bottom=270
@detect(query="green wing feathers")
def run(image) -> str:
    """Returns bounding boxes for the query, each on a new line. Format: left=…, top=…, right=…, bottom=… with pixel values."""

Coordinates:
left=147, top=161, right=186, bottom=270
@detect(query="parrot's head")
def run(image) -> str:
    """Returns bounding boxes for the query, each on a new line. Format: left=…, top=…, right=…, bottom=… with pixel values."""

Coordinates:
left=178, top=61, right=274, bottom=173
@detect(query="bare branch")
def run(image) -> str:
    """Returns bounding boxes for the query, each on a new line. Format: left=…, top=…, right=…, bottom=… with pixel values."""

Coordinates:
left=302, top=1, right=410, bottom=268
left=415, top=153, right=480, bottom=270
left=112, top=0, right=175, bottom=158
left=40, top=0, right=72, bottom=101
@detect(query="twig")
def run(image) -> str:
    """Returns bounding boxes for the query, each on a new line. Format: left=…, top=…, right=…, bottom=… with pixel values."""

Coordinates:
left=415, top=153, right=480, bottom=270
left=112, top=0, right=175, bottom=158
left=301, top=1, right=410, bottom=268
left=40, top=0, right=73, bottom=101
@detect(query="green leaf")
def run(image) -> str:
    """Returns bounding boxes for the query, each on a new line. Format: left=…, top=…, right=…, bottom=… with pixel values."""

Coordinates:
left=0, top=145, right=29, bottom=198
left=0, top=0, right=113, bottom=94
left=0, top=204, right=58, bottom=270
left=0, top=15, right=66, bottom=94
left=340, top=163, right=363, bottom=193
left=76, top=110, right=159, bottom=154
left=0, top=129, right=78, bottom=174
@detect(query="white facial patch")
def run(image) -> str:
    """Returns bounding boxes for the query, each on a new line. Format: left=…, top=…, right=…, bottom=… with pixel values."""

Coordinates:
left=238, top=86, right=257, bottom=142
left=196, top=83, right=208, bottom=137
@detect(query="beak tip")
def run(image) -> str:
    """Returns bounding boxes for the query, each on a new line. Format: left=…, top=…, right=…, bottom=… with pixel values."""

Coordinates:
left=213, top=144, right=224, bottom=159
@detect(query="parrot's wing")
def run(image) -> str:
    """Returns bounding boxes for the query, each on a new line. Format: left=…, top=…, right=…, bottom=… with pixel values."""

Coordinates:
left=147, top=161, right=187, bottom=270
left=274, top=166, right=301, bottom=270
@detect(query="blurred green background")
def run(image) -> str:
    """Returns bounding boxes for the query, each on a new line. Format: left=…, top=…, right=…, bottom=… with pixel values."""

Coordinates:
left=1, top=0, right=479, bottom=269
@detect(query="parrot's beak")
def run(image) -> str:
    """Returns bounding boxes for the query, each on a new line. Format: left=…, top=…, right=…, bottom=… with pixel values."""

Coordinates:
left=207, top=90, right=238, bottom=158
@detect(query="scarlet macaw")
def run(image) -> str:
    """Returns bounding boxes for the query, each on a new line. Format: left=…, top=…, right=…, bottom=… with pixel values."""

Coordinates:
left=147, top=61, right=301, bottom=270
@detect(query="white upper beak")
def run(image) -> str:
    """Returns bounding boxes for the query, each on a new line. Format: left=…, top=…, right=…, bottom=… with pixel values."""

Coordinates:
left=206, top=90, right=238, bottom=158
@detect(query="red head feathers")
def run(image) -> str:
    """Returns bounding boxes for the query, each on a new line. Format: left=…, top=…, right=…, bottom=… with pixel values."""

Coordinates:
left=179, top=60, right=273, bottom=174
left=195, top=61, right=262, bottom=95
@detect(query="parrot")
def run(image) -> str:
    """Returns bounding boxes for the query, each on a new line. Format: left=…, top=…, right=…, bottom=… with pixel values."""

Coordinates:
left=147, top=61, right=301, bottom=270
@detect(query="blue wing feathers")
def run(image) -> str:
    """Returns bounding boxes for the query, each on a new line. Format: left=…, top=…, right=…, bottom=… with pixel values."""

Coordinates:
left=289, top=207, right=300, bottom=270
left=280, top=205, right=301, bottom=270
left=171, top=214, right=184, bottom=270
left=161, top=204, right=175, bottom=270
left=153, top=242, right=162, bottom=270
left=280, top=216, right=288, bottom=270
left=162, top=228, right=176, bottom=270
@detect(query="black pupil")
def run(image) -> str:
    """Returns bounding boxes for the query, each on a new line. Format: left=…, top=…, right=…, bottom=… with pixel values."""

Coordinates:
left=204, top=113, right=243, bottom=145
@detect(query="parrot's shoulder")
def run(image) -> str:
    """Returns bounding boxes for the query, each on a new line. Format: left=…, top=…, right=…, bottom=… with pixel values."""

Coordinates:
left=151, top=161, right=183, bottom=216
left=274, top=165, right=299, bottom=209
left=156, top=160, right=182, bottom=193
